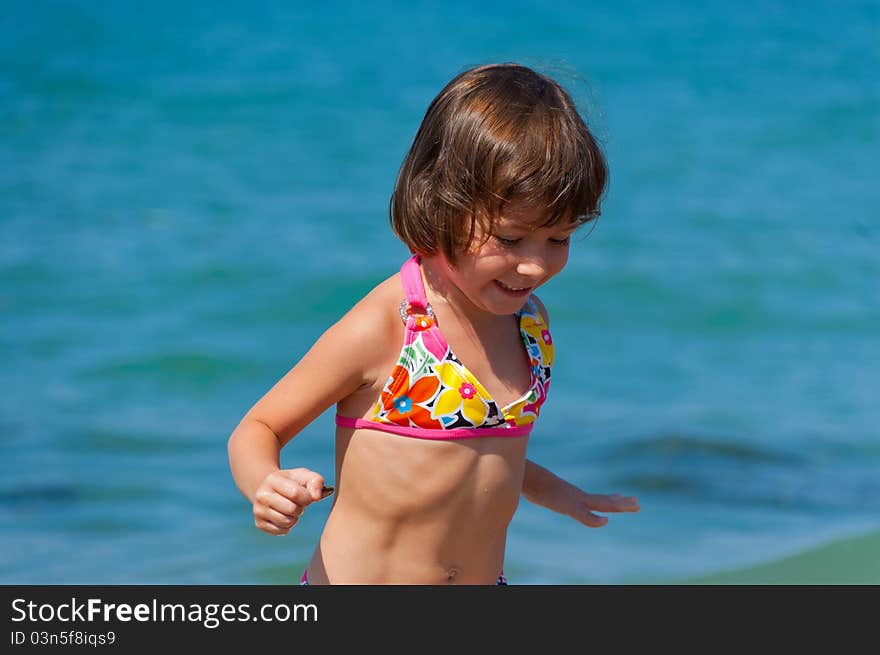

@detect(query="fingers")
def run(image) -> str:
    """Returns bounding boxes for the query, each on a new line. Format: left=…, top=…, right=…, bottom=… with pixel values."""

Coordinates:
left=279, top=468, right=326, bottom=502
left=585, top=493, right=641, bottom=514
left=579, top=511, right=609, bottom=528
left=252, top=468, right=327, bottom=536
left=269, top=474, right=315, bottom=507
left=255, top=506, right=304, bottom=536
left=576, top=493, right=640, bottom=528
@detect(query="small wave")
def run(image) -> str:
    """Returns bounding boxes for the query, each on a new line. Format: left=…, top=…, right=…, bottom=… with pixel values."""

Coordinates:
left=611, top=474, right=706, bottom=494
left=86, top=352, right=264, bottom=388
left=604, top=433, right=803, bottom=464
left=68, top=428, right=206, bottom=455
left=0, top=483, right=79, bottom=507
left=603, top=433, right=879, bottom=512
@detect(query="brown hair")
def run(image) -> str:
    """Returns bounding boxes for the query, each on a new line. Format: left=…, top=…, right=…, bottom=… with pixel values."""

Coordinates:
left=390, top=62, right=608, bottom=263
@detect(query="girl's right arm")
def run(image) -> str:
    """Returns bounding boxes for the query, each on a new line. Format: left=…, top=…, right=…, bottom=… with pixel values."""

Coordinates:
left=227, top=291, right=394, bottom=535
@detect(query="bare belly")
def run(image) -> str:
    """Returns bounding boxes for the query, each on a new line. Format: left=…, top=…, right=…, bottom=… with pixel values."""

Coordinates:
left=307, top=427, right=529, bottom=584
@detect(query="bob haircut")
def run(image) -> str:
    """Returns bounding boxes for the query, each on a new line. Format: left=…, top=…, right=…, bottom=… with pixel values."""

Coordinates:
left=390, top=62, right=608, bottom=263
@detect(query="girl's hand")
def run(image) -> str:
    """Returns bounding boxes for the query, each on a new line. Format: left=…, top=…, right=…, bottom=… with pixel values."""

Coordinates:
left=573, top=492, right=640, bottom=528
left=522, top=460, right=640, bottom=527
left=252, top=468, right=327, bottom=536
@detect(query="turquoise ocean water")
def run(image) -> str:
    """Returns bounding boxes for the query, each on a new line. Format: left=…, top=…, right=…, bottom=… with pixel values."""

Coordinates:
left=2, top=1, right=878, bottom=583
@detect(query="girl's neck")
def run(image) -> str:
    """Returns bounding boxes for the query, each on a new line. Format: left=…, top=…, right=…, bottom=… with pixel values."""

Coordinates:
left=419, top=255, right=506, bottom=330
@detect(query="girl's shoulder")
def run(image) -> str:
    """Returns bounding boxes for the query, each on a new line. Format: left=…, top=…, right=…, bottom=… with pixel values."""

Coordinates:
left=345, top=271, right=405, bottom=326
left=330, top=271, right=406, bottom=354
left=308, top=271, right=406, bottom=394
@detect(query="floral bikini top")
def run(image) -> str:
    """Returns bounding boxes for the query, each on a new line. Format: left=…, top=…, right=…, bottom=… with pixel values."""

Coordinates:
left=335, top=255, right=554, bottom=440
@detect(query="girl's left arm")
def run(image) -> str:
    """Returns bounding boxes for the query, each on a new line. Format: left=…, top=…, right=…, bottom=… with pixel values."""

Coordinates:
left=524, top=298, right=639, bottom=524
left=522, top=459, right=640, bottom=527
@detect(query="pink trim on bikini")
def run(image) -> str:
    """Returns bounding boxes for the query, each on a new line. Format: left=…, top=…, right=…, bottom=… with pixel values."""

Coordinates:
left=335, top=415, right=532, bottom=439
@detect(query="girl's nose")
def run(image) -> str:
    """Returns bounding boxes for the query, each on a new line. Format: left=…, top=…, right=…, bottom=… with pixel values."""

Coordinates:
left=516, top=256, right=548, bottom=279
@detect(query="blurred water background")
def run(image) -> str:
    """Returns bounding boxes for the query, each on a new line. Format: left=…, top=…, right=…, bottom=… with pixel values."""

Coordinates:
left=2, top=0, right=878, bottom=584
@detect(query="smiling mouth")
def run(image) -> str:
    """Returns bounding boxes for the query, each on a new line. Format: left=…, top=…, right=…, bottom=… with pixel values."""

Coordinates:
left=494, top=280, right=533, bottom=296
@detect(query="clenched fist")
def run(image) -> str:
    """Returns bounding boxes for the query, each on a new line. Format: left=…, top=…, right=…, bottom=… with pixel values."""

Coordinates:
left=252, top=468, right=329, bottom=536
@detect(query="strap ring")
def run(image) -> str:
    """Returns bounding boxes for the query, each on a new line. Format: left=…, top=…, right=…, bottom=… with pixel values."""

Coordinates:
left=399, top=299, right=435, bottom=324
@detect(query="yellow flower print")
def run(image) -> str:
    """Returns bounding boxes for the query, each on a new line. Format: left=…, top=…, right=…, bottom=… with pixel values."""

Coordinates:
left=432, top=361, right=491, bottom=426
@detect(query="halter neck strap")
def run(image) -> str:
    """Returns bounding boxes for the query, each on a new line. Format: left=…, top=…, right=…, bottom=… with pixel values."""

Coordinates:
left=400, top=255, right=428, bottom=311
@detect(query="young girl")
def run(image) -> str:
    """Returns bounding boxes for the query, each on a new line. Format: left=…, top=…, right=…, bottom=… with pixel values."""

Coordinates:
left=228, top=63, right=639, bottom=585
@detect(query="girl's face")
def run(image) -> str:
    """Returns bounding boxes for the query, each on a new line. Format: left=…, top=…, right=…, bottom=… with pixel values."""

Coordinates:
left=439, top=199, right=578, bottom=316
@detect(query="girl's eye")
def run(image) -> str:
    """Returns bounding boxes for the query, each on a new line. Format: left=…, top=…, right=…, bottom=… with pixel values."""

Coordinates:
left=550, top=237, right=571, bottom=246
left=494, top=236, right=521, bottom=247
